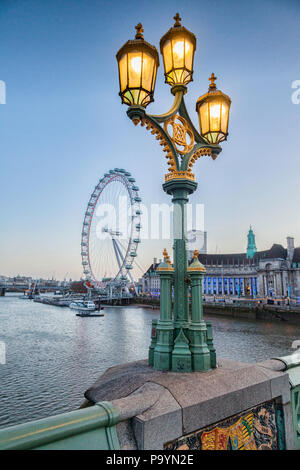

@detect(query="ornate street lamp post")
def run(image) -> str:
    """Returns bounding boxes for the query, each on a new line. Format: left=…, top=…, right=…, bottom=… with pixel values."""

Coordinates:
left=116, top=14, right=231, bottom=372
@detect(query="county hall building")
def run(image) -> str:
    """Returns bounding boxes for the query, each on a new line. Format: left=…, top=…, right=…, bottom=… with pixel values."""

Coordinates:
left=142, top=228, right=300, bottom=299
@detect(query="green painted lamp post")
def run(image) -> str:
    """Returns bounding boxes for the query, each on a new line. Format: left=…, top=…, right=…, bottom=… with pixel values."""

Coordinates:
left=116, top=14, right=231, bottom=372
left=187, top=250, right=211, bottom=372
left=153, top=249, right=174, bottom=370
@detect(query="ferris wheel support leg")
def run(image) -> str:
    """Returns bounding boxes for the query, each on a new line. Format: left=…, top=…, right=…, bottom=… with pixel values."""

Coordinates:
left=112, top=238, right=123, bottom=271
left=114, top=238, right=138, bottom=296
left=116, top=239, right=140, bottom=295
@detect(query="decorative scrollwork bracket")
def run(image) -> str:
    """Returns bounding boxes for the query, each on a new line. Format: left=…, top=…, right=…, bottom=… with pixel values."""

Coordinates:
left=126, top=87, right=222, bottom=183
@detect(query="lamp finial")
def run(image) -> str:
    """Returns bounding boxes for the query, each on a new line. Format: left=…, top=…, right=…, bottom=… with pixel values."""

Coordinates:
left=193, top=249, right=199, bottom=259
left=173, top=13, right=182, bottom=27
left=209, top=72, right=217, bottom=90
left=135, top=23, right=144, bottom=39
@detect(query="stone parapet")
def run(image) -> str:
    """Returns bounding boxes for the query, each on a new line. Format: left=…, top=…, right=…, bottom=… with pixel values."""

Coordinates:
left=85, top=357, right=294, bottom=450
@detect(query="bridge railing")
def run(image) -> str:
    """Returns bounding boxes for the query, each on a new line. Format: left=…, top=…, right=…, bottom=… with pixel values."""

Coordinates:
left=0, top=402, right=120, bottom=450
left=275, top=352, right=300, bottom=450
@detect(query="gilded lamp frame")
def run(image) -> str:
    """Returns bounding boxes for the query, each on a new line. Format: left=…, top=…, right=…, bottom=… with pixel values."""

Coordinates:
left=127, top=84, right=222, bottom=183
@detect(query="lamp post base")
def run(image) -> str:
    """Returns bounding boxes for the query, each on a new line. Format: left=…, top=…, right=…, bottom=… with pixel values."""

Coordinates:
left=189, top=322, right=211, bottom=372
left=171, top=328, right=192, bottom=372
left=153, top=321, right=174, bottom=371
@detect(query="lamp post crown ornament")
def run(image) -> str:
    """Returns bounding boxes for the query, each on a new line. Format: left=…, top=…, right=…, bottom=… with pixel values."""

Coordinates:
left=135, top=23, right=144, bottom=40
left=163, top=248, right=172, bottom=266
left=173, top=13, right=182, bottom=27
left=157, top=248, right=174, bottom=272
left=188, top=249, right=206, bottom=272
left=209, top=73, right=217, bottom=90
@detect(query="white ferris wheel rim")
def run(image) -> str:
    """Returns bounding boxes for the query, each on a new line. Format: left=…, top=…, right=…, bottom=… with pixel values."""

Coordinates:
left=81, top=169, right=141, bottom=289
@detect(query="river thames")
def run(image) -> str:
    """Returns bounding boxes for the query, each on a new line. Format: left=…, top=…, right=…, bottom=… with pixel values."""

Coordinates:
left=1, top=293, right=300, bottom=429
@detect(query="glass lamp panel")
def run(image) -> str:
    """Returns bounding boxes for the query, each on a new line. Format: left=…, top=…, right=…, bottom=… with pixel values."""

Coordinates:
left=184, top=37, right=194, bottom=70
left=220, top=101, right=229, bottom=134
left=162, top=40, right=173, bottom=74
left=173, top=69, right=182, bottom=83
left=171, top=36, right=186, bottom=69
left=131, top=89, right=140, bottom=104
left=166, top=71, right=173, bottom=84
left=141, top=53, right=155, bottom=92
left=139, top=89, right=150, bottom=106
left=128, top=51, right=143, bottom=89
left=210, top=132, right=218, bottom=144
left=199, top=102, right=209, bottom=136
left=151, top=63, right=158, bottom=90
left=123, top=89, right=134, bottom=105
left=209, top=99, right=221, bottom=132
left=119, top=54, right=128, bottom=93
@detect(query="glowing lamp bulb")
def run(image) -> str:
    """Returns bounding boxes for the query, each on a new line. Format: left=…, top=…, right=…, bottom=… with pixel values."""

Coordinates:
left=173, top=40, right=189, bottom=61
left=131, top=56, right=142, bottom=74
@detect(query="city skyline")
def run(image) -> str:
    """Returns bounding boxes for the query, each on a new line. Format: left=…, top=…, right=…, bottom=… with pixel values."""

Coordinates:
left=0, top=226, right=296, bottom=281
left=0, top=0, right=299, bottom=280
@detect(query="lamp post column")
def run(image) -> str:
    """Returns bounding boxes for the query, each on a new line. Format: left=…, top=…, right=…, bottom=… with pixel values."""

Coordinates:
left=187, top=251, right=211, bottom=371
left=163, top=179, right=197, bottom=334
left=163, top=179, right=197, bottom=373
left=152, top=253, right=174, bottom=371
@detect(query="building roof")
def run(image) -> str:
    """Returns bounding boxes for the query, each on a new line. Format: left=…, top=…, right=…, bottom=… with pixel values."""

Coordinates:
left=255, top=244, right=287, bottom=260
left=143, top=243, right=300, bottom=275
left=144, top=263, right=160, bottom=275
left=198, top=244, right=289, bottom=266
left=292, top=247, right=300, bottom=263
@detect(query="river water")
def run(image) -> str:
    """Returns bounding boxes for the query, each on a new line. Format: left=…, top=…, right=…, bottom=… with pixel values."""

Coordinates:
left=1, top=293, right=300, bottom=429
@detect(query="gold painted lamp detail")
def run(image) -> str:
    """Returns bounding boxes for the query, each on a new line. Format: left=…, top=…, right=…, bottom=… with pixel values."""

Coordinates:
left=187, top=250, right=206, bottom=273
left=164, top=114, right=194, bottom=155
left=156, top=249, right=174, bottom=272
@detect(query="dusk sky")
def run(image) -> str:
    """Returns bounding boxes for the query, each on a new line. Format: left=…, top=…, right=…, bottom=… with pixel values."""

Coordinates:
left=0, top=0, right=299, bottom=280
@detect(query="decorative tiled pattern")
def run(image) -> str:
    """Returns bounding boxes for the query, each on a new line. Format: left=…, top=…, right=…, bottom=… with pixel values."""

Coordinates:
left=165, top=400, right=285, bottom=450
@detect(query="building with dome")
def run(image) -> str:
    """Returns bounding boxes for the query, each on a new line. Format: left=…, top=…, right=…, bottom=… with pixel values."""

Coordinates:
left=142, top=228, right=300, bottom=299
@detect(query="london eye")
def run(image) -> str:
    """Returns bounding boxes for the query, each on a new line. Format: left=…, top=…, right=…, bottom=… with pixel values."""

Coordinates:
left=81, top=169, right=142, bottom=296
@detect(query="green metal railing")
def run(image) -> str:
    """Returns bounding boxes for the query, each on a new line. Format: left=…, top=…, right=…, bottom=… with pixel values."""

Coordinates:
left=0, top=401, right=120, bottom=450
left=275, top=352, right=300, bottom=450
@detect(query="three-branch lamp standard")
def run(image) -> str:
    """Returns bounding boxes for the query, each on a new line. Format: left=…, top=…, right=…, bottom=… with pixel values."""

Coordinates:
left=116, top=23, right=159, bottom=108
left=196, top=73, right=231, bottom=144
left=116, top=14, right=232, bottom=373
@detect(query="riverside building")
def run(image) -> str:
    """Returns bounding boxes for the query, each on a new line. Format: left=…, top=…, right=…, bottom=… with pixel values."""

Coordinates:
left=142, top=228, right=300, bottom=299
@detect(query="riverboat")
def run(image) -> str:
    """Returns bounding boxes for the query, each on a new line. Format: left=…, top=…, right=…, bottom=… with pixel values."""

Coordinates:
left=70, top=300, right=104, bottom=317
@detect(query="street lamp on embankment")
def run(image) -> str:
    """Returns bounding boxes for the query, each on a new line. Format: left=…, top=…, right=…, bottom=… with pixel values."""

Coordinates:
left=116, top=14, right=231, bottom=372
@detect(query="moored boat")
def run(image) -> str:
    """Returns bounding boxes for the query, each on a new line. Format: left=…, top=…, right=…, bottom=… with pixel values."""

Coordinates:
left=70, top=300, right=104, bottom=317
left=69, top=300, right=96, bottom=312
